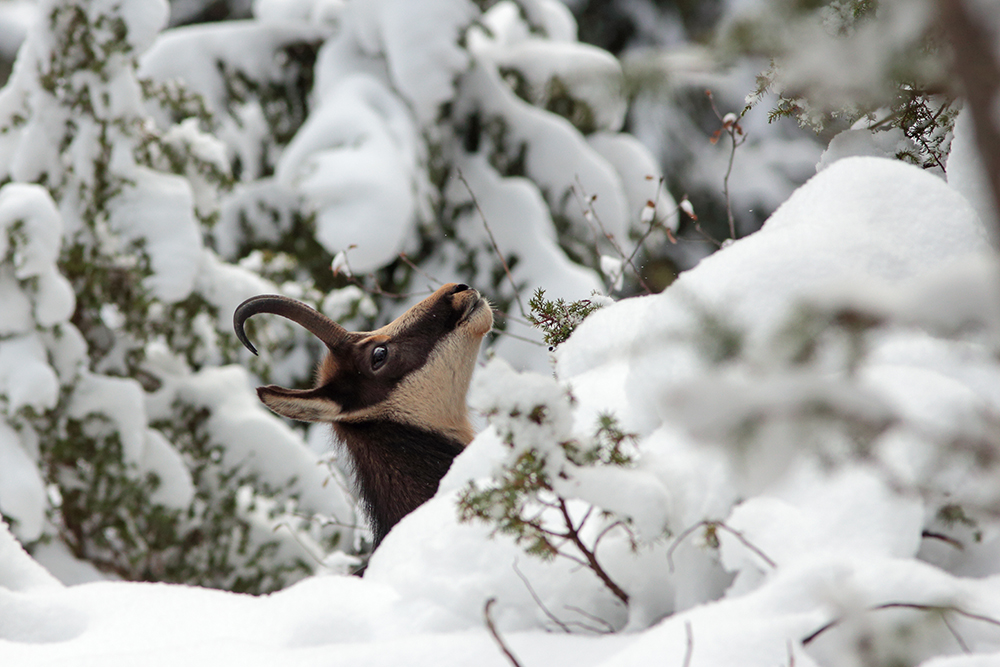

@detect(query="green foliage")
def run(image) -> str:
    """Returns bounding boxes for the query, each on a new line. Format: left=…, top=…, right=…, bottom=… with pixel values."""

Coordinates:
left=459, top=447, right=557, bottom=558
left=40, top=411, right=180, bottom=581
left=564, top=412, right=636, bottom=467
left=220, top=41, right=320, bottom=155
left=528, top=288, right=603, bottom=348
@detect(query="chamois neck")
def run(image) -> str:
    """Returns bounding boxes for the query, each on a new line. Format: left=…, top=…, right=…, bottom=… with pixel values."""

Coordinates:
left=333, top=420, right=465, bottom=548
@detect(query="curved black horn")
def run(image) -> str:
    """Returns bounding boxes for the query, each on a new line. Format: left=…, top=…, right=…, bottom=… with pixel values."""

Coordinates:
left=234, top=295, right=349, bottom=356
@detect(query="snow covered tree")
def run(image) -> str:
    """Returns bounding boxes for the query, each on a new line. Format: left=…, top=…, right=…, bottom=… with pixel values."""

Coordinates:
left=140, top=0, right=672, bottom=358
left=0, top=0, right=353, bottom=592
left=0, top=0, right=667, bottom=589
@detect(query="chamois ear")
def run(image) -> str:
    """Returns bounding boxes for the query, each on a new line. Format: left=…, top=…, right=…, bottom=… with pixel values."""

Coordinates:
left=256, top=385, right=343, bottom=423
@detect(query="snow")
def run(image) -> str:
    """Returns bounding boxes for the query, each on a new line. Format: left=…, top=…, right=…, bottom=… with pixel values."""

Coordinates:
left=348, top=0, right=476, bottom=125
left=2, top=0, right=1000, bottom=664
left=0, top=421, right=47, bottom=541
left=68, top=373, right=150, bottom=466
left=459, top=56, right=632, bottom=242
left=139, top=22, right=330, bottom=118
left=145, top=364, right=355, bottom=520
left=588, top=131, right=674, bottom=229
left=0, top=334, right=59, bottom=413
left=4, top=147, right=1000, bottom=663
left=109, top=168, right=203, bottom=304
left=276, top=74, right=418, bottom=272
left=0, top=184, right=75, bottom=329
left=948, top=108, right=999, bottom=241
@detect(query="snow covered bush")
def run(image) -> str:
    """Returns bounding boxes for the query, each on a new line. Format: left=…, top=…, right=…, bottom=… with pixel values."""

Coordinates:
left=439, top=154, right=1000, bottom=651
left=458, top=362, right=639, bottom=607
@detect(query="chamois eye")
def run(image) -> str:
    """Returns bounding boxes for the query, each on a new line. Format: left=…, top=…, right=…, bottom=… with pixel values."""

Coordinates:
left=371, top=345, right=388, bottom=370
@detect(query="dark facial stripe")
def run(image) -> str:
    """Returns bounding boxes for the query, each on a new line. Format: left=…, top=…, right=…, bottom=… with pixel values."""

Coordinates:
left=316, top=288, right=469, bottom=415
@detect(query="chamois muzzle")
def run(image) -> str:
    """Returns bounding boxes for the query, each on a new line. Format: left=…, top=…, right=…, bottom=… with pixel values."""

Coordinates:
left=234, top=295, right=349, bottom=356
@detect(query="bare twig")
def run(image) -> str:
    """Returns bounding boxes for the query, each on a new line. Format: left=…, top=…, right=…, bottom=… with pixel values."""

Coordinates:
left=457, top=169, right=528, bottom=318
left=493, top=327, right=548, bottom=347
left=573, top=179, right=654, bottom=294
left=512, top=560, right=573, bottom=633
left=678, top=197, right=723, bottom=248
left=921, top=529, right=965, bottom=550
left=942, top=612, right=971, bottom=653
left=510, top=560, right=613, bottom=634
left=331, top=247, right=413, bottom=300
left=272, top=520, right=328, bottom=567
left=397, top=252, right=442, bottom=288
left=667, top=519, right=776, bottom=572
left=691, top=222, right=724, bottom=248
left=592, top=520, right=627, bottom=552
left=485, top=598, right=524, bottom=667
left=490, top=305, right=536, bottom=329
left=563, top=605, right=616, bottom=634
left=682, top=620, right=694, bottom=667
left=618, top=176, right=681, bottom=270
left=706, top=90, right=747, bottom=241
left=714, top=521, right=777, bottom=569
left=802, top=601, right=1000, bottom=646
left=666, top=521, right=708, bottom=573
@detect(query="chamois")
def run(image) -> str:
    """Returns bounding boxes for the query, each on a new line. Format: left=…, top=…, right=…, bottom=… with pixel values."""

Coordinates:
left=234, top=283, right=493, bottom=548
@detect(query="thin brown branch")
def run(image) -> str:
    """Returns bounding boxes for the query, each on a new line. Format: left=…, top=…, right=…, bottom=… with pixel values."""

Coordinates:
left=557, top=498, right=630, bottom=606
left=706, top=90, right=747, bottom=240
left=512, top=559, right=573, bottom=633
left=333, top=248, right=413, bottom=299
left=667, top=519, right=776, bottom=572
left=942, top=612, right=971, bottom=653
left=484, top=598, right=524, bottom=667
left=549, top=549, right=591, bottom=570
left=713, top=522, right=777, bottom=569
left=507, top=560, right=611, bottom=634
left=592, top=520, right=626, bottom=552
left=492, top=327, right=548, bottom=348
left=397, top=252, right=442, bottom=288
left=921, top=529, right=965, bottom=550
left=666, top=521, right=707, bottom=573
left=490, top=306, right=536, bottom=329
left=622, top=177, right=679, bottom=269
left=457, top=169, right=528, bottom=318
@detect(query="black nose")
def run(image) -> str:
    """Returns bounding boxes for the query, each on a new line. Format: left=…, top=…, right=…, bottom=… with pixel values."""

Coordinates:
left=452, top=284, right=470, bottom=293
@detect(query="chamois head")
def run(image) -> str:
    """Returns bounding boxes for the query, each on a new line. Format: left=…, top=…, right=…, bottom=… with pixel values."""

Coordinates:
left=234, top=283, right=493, bottom=548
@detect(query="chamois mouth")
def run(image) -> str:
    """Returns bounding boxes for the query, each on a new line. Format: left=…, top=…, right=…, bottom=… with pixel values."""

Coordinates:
left=457, top=291, right=493, bottom=335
